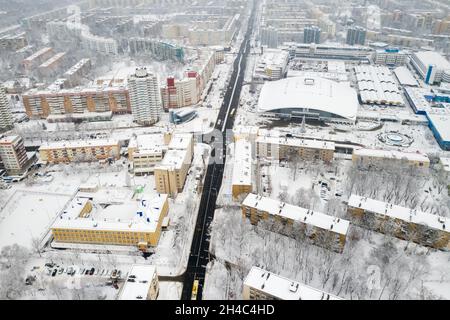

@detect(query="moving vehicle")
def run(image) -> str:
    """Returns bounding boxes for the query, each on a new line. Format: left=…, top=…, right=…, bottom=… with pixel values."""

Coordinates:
left=191, top=280, right=199, bottom=300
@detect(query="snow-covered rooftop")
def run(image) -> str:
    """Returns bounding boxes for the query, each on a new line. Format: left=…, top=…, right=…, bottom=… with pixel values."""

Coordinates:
left=353, top=148, right=430, bottom=163
left=414, top=51, right=450, bottom=71
left=256, top=135, right=335, bottom=151
left=440, top=157, right=450, bottom=172
left=168, top=133, right=193, bottom=150
left=393, top=66, right=418, bottom=87
left=257, top=76, right=358, bottom=121
left=52, top=194, right=168, bottom=233
left=157, top=149, right=188, bottom=170
left=118, top=265, right=157, bottom=300
left=348, top=195, right=449, bottom=232
left=427, top=114, right=450, bottom=142
left=232, top=140, right=252, bottom=186
left=129, top=133, right=166, bottom=153
left=355, top=65, right=404, bottom=105
left=242, top=194, right=349, bottom=235
left=244, top=266, right=342, bottom=300
left=40, top=139, right=119, bottom=150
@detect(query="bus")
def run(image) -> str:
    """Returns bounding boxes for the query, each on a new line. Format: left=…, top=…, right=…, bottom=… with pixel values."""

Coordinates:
left=191, top=280, right=199, bottom=300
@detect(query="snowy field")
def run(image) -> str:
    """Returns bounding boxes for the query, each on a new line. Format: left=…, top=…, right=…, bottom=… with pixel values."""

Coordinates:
left=0, top=191, right=71, bottom=250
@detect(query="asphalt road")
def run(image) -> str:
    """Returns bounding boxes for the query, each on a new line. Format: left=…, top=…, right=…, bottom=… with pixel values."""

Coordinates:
left=180, top=1, right=256, bottom=300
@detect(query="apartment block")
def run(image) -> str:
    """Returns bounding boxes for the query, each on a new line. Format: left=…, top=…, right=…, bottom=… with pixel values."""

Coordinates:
left=348, top=195, right=449, bottom=250
left=242, top=194, right=350, bottom=253
left=231, top=139, right=252, bottom=199
left=256, top=136, right=335, bottom=163
left=154, top=133, right=194, bottom=198
left=0, top=136, right=29, bottom=175
left=51, top=194, right=169, bottom=250
left=22, top=85, right=131, bottom=119
left=352, top=148, right=430, bottom=168
left=128, top=133, right=171, bottom=175
left=39, top=139, right=120, bottom=164
left=243, top=266, right=342, bottom=300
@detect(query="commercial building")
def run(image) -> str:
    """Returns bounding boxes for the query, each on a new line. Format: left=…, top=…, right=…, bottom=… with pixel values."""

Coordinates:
left=256, top=135, right=335, bottom=163
left=154, top=133, right=194, bottom=198
left=257, top=76, right=358, bottom=123
left=283, top=43, right=372, bottom=62
left=346, top=26, right=366, bottom=46
left=22, top=84, right=131, bottom=119
left=169, top=108, right=197, bottom=124
left=354, top=65, right=405, bottom=106
left=242, top=194, right=349, bottom=253
left=404, top=87, right=450, bottom=150
left=128, top=67, right=162, bottom=126
left=253, top=48, right=289, bottom=82
left=393, top=66, right=418, bottom=87
left=0, top=85, right=14, bottom=131
left=373, top=48, right=407, bottom=66
left=410, top=51, right=450, bottom=84
left=347, top=195, right=450, bottom=250
left=243, top=266, right=342, bottom=300
left=118, top=265, right=159, bottom=300
left=0, top=136, right=29, bottom=175
left=352, top=148, right=430, bottom=168
left=51, top=194, right=169, bottom=250
left=231, top=140, right=252, bottom=199
left=303, top=25, right=321, bottom=44
left=39, top=139, right=120, bottom=163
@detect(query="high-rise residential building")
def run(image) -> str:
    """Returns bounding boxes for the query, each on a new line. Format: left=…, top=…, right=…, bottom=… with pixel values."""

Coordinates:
left=128, top=67, right=162, bottom=126
left=0, top=135, right=29, bottom=175
left=303, top=25, right=321, bottom=44
left=346, top=26, right=366, bottom=46
left=0, top=85, right=14, bottom=131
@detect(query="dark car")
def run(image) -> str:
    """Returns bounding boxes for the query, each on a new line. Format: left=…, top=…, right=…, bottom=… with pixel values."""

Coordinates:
left=85, top=269, right=90, bottom=275
left=51, top=269, right=57, bottom=277
left=89, top=268, right=95, bottom=275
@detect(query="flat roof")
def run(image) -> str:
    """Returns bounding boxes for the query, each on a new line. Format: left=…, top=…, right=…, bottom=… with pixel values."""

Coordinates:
left=393, top=66, right=418, bottom=87
left=257, top=76, right=358, bottom=121
left=256, top=135, right=335, bottom=151
left=244, top=266, right=342, bottom=300
left=348, top=194, right=448, bottom=232
left=168, top=133, right=193, bottom=150
left=232, top=140, right=252, bottom=186
left=52, top=194, right=168, bottom=233
left=0, top=135, right=20, bottom=144
left=414, top=51, right=450, bottom=70
left=427, top=114, right=450, bottom=142
left=23, top=47, right=52, bottom=62
left=119, top=265, right=157, bottom=300
left=129, top=134, right=166, bottom=153
left=157, top=149, right=188, bottom=170
left=353, top=148, right=430, bottom=163
left=242, top=194, right=349, bottom=235
left=39, top=139, right=119, bottom=150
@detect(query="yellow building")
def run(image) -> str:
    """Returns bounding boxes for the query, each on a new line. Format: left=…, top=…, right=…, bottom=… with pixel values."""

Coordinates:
left=256, top=136, right=335, bottom=163
left=352, top=148, right=430, bottom=168
left=39, top=139, right=120, bottom=163
left=231, top=139, right=252, bottom=199
left=241, top=193, right=349, bottom=253
left=347, top=195, right=449, bottom=250
left=154, top=133, right=193, bottom=198
left=51, top=194, right=169, bottom=250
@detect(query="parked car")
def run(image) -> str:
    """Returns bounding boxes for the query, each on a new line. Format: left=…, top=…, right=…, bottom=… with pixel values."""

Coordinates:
left=89, top=268, right=95, bottom=275
left=51, top=269, right=57, bottom=277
